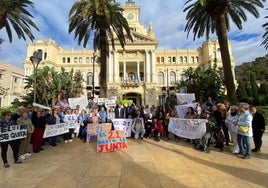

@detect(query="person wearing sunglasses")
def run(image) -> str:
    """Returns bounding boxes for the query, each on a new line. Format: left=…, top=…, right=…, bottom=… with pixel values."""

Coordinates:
left=0, top=111, right=23, bottom=168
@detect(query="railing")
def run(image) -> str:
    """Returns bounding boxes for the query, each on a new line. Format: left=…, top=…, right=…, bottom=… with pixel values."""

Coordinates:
left=120, top=79, right=143, bottom=88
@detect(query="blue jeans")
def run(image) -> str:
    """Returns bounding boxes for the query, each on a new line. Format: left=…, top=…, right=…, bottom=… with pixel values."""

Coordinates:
left=237, top=134, right=251, bottom=156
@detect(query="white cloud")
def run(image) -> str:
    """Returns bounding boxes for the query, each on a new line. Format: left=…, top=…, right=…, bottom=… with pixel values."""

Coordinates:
left=0, top=0, right=268, bottom=68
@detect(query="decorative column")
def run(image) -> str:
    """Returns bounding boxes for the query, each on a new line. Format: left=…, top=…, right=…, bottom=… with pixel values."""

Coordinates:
left=145, top=50, right=150, bottom=82
left=113, top=50, right=118, bottom=82
left=137, top=61, right=140, bottom=83
left=107, top=51, right=112, bottom=83
left=123, top=62, right=126, bottom=82
left=150, top=50, right=155, bottom=82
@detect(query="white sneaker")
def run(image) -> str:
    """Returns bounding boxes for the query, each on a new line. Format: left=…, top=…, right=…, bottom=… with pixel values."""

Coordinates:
left=23, top=153, right=31, bottom=157
left=65, top=140, right=68, bottom=143
left=69, top=139, right=73, bottom=143
left=19, top=155, right=26, bottom=160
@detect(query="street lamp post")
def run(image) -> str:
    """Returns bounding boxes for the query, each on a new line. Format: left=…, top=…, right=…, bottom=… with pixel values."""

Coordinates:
left=91, top=53, right=97, bottom=99
left=30, top=50, right=42, bottom=103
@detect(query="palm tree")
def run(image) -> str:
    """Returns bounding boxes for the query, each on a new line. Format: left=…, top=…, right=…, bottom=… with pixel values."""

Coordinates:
left=0, top=0, right=39, bottom=42
left=68, top=0, right=132, bottom=97
left=261, top=10, right=268, bottom=49
left=183, top=0, right=264, bottom=104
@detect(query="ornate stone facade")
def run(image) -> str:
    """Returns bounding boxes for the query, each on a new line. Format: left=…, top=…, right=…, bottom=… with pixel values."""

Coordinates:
left=23, top=0, right=236, bottom=106
left=0, top=62, right=25, bottom=107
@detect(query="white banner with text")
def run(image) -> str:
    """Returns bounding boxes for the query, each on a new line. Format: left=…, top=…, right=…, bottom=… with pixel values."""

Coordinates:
left=168, top=118, right=206, bottom=139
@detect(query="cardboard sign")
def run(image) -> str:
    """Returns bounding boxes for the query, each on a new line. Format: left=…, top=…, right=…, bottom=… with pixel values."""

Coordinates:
left=68, top=96, right=88, bottom=110
left=176, top=93, right=196, bottom=104
left=111, top=119, right=133, bottom=137
left=43, top=123, right=70, bottom=138
left=97, top=130, right=128, bottom=153
left=168, top=118, right=206, bottom=139
left=87, top=123, right=112, bottom=142
left=64, top=114, right=78, bottom=129
left=0, top=125, right=27, bottom=142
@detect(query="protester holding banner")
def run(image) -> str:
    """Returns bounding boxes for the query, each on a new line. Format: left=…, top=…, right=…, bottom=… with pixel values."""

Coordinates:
left=0, top=111, right=22, bottom=168
left=131, top=113, right=145, bottom=139
left=164, top=109, right=177, bottom=141
left=17, top=109, right=34, bottom=160
left=31, top=110, right=46, bottom=153
left=63, top=107, right=77, bottom=143
left=184, top=107, right=198, bottom=143
left=47, top=107, right=64, bottom=147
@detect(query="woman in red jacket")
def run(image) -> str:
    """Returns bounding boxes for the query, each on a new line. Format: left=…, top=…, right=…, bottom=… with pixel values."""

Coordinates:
left=151, top=118, right=164, bottom=141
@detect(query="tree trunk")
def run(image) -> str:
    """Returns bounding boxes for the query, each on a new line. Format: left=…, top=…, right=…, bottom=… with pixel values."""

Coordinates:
left=99, top=29, right=107, bottom=98
left=216, top=15, right=238, bottom=104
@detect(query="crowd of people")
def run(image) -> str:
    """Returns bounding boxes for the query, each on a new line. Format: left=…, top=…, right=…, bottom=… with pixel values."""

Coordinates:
left=0, top=96, right=266, bottom=168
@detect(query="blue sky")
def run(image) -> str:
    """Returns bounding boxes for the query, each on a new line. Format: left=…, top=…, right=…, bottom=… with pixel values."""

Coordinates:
left=0, top=0, right=268, bottom=68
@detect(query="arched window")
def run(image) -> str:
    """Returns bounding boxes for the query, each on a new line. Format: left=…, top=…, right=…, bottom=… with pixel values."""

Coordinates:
left=158, top=71, right=164, bottom=85
left=170, top=71, right=176, bottom=85
left=128, top=72, right=136, bottom=82
left=87, top=72, right=93, bottom=85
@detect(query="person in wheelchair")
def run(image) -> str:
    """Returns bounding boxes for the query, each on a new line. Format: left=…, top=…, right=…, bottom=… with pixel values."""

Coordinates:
left=196, top=110, right=216, bottom=153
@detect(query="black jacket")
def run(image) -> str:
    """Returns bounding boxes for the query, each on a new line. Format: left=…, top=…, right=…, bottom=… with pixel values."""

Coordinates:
left=252, top=112, right=265, bottom=132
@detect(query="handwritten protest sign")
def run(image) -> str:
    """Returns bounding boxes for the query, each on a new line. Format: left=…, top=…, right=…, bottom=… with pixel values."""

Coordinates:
left=176, top=93, right=196, bottom=104
left=168, top=118, right=206, bottom=139
left=87, top=123, right=112, bottom=142
left=0, top=125, right=27, bottom=142
left=112, top=119, right=133, bottom=137
left=97, top=130, right=128, bottom=153
left=43, top=123, right=69, bottom=138
left=64, top=114, right=78, bottom=129
left=68, top=96, right=88, bottom=110
left=105, top=99, right=116, bottom=108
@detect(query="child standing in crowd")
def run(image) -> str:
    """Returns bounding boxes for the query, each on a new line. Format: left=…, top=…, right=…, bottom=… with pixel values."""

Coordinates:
left=0, top=111, right=22, bottom=168
left=17, top=109, right=34, bottom=160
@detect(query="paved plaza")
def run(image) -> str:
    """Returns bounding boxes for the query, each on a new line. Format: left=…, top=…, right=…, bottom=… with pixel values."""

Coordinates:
left=0, top=133, right=267, bottom=188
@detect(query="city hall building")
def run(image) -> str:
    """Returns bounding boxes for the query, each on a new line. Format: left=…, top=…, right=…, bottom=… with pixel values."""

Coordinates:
left=23, top=0, right=236, bottom=106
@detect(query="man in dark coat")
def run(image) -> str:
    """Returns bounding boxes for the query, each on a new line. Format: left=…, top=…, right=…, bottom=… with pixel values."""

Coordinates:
left=250, top=106, right=266, bottom=152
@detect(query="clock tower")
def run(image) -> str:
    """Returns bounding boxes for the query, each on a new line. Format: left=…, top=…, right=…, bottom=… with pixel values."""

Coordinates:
left=123, top=0, right=140, bottom=23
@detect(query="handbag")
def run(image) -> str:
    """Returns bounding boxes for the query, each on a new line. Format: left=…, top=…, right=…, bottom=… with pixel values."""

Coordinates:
left=238, top=125, right=249, bottom=133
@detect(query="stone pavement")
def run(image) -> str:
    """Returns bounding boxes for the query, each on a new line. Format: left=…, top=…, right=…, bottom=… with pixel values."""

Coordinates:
left=0, top=134, right=267, bottom=188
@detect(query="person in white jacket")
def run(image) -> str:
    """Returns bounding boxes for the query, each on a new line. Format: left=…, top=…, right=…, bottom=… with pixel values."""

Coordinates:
left=225, top=106, right=239, bottom=154
left=131, top=113, right=145, bottom=139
